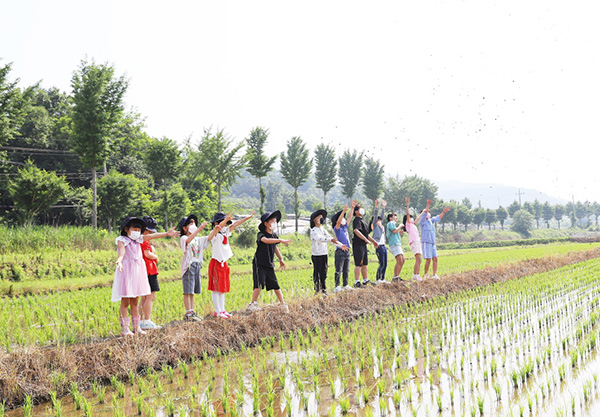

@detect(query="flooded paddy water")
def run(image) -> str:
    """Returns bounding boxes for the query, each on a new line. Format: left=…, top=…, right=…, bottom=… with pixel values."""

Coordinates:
left=5, top=258, right=600, bottom=417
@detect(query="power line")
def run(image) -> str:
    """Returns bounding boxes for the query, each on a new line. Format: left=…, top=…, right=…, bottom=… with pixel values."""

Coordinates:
left=0, top=146, right=74, bottom=154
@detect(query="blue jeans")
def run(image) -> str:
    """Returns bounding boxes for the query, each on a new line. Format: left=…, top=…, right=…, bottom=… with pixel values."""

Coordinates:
left=376, top=245, right=387, bottom=281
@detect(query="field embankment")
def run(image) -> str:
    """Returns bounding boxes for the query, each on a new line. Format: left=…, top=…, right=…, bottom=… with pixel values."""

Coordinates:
left=1, top=247, right=599, bottom=410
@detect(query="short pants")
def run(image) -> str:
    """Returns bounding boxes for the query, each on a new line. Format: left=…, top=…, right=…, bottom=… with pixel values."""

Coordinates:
left=389, top=244, right=404, bottom=257
left=422, top=242, right=438, bottom=259
left=252, top=259, right=280, bottom=291
left=182, top=262, right=201, bottom=294
left=409, top=239, right=422, bottom=255
left=147, top=274, right=160, bottom=292
left=353, top=242, right=368, bottom=266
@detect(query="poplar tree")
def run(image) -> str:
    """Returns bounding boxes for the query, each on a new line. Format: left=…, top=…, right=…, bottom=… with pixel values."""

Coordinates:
left=338, top=149, right=362, bottom=202
left=245, top=127, right=276, bottom=213
left=314, top=143, right=337, bottom=210
left=70, top=59, right=128, bottom=228
left=280, top=136, right=312, bottom=232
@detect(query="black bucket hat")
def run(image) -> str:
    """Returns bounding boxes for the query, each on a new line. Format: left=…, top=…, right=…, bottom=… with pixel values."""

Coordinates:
left=120, top=216, right=146, bottom=236
left=141, top=216, right=158, bottom=233
left=331, top=210, right=344, bottom=226
left=177, top=214, right=199, bottom=234
left=310, top=209, right=327, bottom=228
left=259, top=210, right=281, bottom=231
left=210, top=212, right=232, bottom=226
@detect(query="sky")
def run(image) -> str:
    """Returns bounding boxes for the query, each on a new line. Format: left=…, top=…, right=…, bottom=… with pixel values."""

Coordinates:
left=2, top=0, right=599, bottom=203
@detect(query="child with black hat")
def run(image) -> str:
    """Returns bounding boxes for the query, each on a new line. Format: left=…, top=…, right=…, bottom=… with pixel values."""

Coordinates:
left=209, top=211, right=255, bottom=318
left=331, top=200, right=356, bottom=293
left=178, top=214, right=211, bottom=322
left=139, top=216, right=170, bottom=330
left=247, top=211, right=292, bottom=312
left=112, top=216, right=179, bottom=336
left=310, top=209, right=347, bottom=295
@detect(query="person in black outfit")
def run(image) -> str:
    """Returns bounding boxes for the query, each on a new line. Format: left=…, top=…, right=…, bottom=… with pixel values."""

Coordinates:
left=247, top=211, right=292, bottom=312
left=352, top=204, right=379, bottom=287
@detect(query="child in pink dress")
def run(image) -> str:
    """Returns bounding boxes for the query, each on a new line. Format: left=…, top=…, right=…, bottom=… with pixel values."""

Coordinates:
left=112, top=217, right=179, bottom=336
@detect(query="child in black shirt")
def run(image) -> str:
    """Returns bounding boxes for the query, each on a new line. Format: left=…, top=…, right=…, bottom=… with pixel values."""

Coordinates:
left=247, top=211, right=292, bottom=312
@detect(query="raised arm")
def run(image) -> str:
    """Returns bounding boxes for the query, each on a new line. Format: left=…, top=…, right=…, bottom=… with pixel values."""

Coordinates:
left=336, top=205, right=348, bottom=230
left=208, top=214, right=234, bottom=241
left=347, top=199, right=357, bottom=225
left=144, top=227, right=181, bottom=241
left=186, top=222, right=208, bottom=245
left=405, top=197, right=411, bottom=218
left=438, top=206, right=451, bottom=220
left=261, top=236, right=292, bottom=246
left=371, top=199, right=379, bottom=231
left=230, top=210, right=255, bottom=231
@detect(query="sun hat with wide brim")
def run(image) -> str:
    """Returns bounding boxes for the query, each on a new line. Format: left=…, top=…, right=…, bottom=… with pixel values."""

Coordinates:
left=210, top=212, right=233, bottom=225
left=331, top=210, right=344, bottom=226
left=141, top=215, right=158, bottom=233
left=310, top=209, right=328, bottom=228
left=177, top=214, right=199, bottom=234
left=259, top=210, right=282, bottom=231
left=120, top=217, right=146, bottom=236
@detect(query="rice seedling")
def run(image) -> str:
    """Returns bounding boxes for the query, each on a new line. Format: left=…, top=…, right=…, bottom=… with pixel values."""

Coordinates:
left=164, top=395, right=176, bottom=417
left=339, top=397, right=351, bottom=414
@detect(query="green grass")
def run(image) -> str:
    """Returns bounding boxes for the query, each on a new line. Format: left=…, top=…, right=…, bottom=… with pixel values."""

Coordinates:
left=0, top=239, right=599, bottom=350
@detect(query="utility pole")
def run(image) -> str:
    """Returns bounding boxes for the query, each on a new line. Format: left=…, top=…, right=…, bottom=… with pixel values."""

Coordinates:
left=516, top=188, right=525, bottom=206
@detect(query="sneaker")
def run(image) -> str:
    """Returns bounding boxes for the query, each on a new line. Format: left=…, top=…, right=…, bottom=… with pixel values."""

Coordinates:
left=184, top=312, right=202, bottom=322
left=247, top=301, right=262, bottom=312
left=217, top=312, right=229, bottom=319
left=343, top=285, right=354, bottom=291
left=432, top=274, right=441, bottom=280
left=354, top=281, right=362, bottom=289
left=281, top=303, right=290, bottom=313
left=222, top=311, right=232, bottom=318
left=377, top=279, right=390, bottom=284
left=412, top=275, right=423, bottom=282
left=333, top=286, right=342, bottom=294
left=391, top=276, right=401, bottom=282
left=144, top=320, right=162, bottom=330
left=362, top=279, right=374, bottom=286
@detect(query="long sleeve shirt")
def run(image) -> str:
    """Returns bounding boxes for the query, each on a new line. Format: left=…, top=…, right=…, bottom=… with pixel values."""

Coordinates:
left=371, top=207, right=386, bottom=245
left=310, top=226, right=341, bottom=256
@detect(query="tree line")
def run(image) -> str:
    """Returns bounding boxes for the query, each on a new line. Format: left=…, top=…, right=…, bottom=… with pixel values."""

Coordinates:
left=1, top=58, right=599, bottom=234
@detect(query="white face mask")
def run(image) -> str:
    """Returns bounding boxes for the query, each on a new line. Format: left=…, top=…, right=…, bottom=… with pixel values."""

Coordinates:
left=341, top=218, right=347, bottom=226
left=129, top=231, right=141, bottom=240
left=358, top=208, right=365, bottom=216
left=269, top=220, right=277, bottom=230
left=188, top=224, right=197, bottom=234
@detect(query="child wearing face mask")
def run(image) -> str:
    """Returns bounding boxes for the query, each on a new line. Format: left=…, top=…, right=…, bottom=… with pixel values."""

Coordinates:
left=310, top=209, right=347, bottom=295
left=331, top=200, right=356, bottom=293
left=112, top=217, right=179, bottom=336
left=209, top=211, right=255, bottom=318
left=247, top=211, right=292, bottom=312
left=352, top=204, right=379, bottom=288
left=178, top=214, right=211, bottom=322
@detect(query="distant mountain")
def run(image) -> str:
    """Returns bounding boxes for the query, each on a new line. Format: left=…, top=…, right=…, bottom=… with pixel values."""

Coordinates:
left=435, top=180, right=568, bottom=209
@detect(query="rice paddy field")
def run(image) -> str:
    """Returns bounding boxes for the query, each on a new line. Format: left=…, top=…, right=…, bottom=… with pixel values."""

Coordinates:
left=1, top=230, right=600, bottom=416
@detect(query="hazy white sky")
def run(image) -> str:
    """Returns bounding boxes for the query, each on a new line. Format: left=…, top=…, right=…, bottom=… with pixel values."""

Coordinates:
left=2, top=0, right=598, bottom=202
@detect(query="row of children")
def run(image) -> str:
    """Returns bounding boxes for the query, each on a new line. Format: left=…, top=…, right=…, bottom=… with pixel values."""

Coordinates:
left=307, top=197, right=450, bottom=295
left=111, top=210, right=291, bottom=335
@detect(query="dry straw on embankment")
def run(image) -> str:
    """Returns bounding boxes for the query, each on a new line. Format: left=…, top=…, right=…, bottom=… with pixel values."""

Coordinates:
left=1, top=248, right=600, bottom=409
